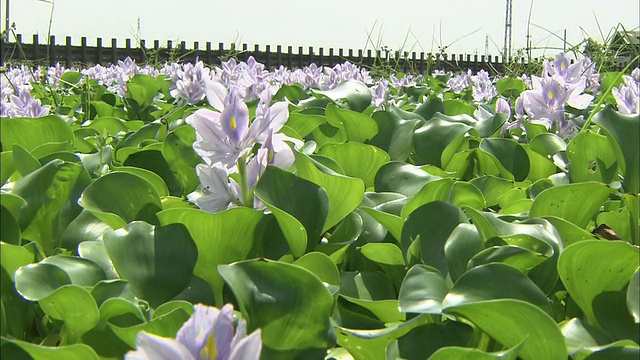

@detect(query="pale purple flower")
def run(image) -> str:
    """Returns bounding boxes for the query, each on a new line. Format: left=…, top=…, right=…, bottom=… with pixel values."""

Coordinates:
left=189, top=163, right=240, bottom=213
left=471, top=70, right=498, bottom=102
left=447, top=70, right=472, bottom=93
left=126, top=304, right=262, bottom=360
left=6, top=87, right=51, bottom=118
left=371, top=79, right=389, bottom=109
left=170, top=61, right=210, bottom=105
left=612, top=69, right=640, bottom=114
left=521, top=76, right=571, bottom=124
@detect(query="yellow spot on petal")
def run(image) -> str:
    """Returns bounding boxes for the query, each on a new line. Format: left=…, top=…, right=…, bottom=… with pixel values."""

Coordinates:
left=200, top=333, right=217, bottom=360
left=548, top=91, right=554, bottom=100
left=230, top=116, right=237, bottom=131
left=561, top=63, right=566, bottom=71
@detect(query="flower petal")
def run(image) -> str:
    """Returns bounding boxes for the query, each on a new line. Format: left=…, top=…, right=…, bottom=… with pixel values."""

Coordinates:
left=125, top=332, right=195, bottom=360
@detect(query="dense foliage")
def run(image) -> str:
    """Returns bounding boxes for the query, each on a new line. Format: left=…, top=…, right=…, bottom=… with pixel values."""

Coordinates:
left=0, top=53, right=639, bottom=360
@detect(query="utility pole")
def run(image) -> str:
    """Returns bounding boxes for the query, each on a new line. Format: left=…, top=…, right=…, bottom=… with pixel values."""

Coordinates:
left=5, top=0, right=9, bottom=42
left=503, top=0, right=513, bottom=60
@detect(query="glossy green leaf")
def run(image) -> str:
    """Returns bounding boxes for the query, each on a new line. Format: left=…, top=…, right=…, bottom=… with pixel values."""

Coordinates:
left=1, top=115, right=73, bottom=153
left=469, top=176, right=516, bottom=207
left=122, top=149, right=182, bottom=196
left=402, top=201, right=468, bottom=277
left=412, top=118, right=472, bottom=167
left=319, top=142, right=389, bottom=188
left=324, top=103, right=378, bottom=143
left=286, top=112, right=326, bottom=138
left=108, top=307, right=191, bottom=348
left=374, top=161, right=439, bottom=197
left=1, top=338, right=99, bottom=360
left=495, top=77, right=526, bottom=97
left=558, top=240, right=639, bottom=326
left=398, top=265, right=448, bottom=314
left=111, top=167, right=169, bottom=198
left=566, top=130, right=618, bottom=184
left=219, top=259, right=336, bottom=357
left=294, top=152, right=364, bottom=233
left=61, top=210, right=111, bottom=251
left=360, top=243, right=406, bottom=287
left=0, top=243, right=33, bottom=296
left=156, top=206, right=263, bottom=303
left=6, top=160, right=87, bottom=255
left=38, top=285, right=100, bottom=344
left=443, top=263, right=551, bottom=313
left=369, top=110, right=420, bottom=161
left=40, top=255, right=106, bottom=287
left=628, top=269, right=639, bottom=323
left=592, top=107, right=639, bottom=193
left=313, top=80, right=372, bottom=112
left=402, top=178, right=454, bottom=220
left=530, top=182, right=612, bottom=229
left=78, top=172, right=163, bottom=229
left=103, top=221, right=198, bottom=307
left=14, top=263, right=72, bottom=301
left=77, top=241, right=119, bottom=279
left=293, top=252, right=341, bottom=288
left=479, top=138, right=530, bottom=181
left=255, top=165, right=328, bottom=257
left=468, top=245, right=550, bottom=274
left=1, top=205, right=21, bottom=245
left=444, top=223, right=484, bottom=282
left=444, top=299, right=567, bottom=360
left=396, top=321, right=474, bottom=360
left=450, top=181, right=485, bottom=210
left=12, top=143, right=41, bottom=177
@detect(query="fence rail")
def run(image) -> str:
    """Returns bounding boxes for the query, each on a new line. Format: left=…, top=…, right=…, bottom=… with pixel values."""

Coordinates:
left=3, top=34, right=546, bottom=74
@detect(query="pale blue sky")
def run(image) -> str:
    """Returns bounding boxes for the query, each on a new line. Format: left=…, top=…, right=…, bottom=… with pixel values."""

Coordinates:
left=2, top=0, right=639, bottom=59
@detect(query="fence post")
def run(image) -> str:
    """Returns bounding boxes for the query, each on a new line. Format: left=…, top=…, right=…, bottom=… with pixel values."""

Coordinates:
left=65, top=36, right=72, bottom=67
left=265, top=45, right=271, bottom=69
left=81, top=36, right=87, bottom=64
left=308, top=46, right=314, bottom=66
left=111, top=38, right=117, bottom=63
left=287, top=46, right=293, bottom=68
left=139, top=39, right=146, bottom=62
left=319, top=47, right=324, bottom=67
left=33, top=34, right=39, bottom=61
left=276, top=45, right=282, bottom=68
left=328, top=48, right=334, bottom=67
left=48, top=35, right=56, bottom=66
left=298, top=46, right=303, bottom=68
left=96, top=37, right=103, bottom=65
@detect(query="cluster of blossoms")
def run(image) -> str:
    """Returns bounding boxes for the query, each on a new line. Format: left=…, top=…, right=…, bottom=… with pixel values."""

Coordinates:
left=185, top=78, right=301, bottom=213
left=127, top=304, right=261, bottom=360
left=612, top=67, right=640, bottom=115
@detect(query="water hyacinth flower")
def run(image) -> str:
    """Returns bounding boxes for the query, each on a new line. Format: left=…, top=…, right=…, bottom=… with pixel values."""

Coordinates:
left=471, top=70, right=498, bottom=102
left=5, top=87, right=51, bottom=118
left=612, top=67, right=640, bottom=114
left=126, top=304, right=262, bottom=360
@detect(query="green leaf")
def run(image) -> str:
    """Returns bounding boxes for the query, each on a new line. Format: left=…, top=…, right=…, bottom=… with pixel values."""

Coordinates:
left=360, top=243, right=406, bottom=288
left=286, top=112, right=326, bottom=138
left=122, top=149, right=182, bottom=196
left=255, top=165, right=329, bottom=257
left=495, top=77, right=526, bottom=97
left=429, top=342, right=523, bottom=360
left=157, top=207, right=263, bottom=306
left=401, top=201, right=468, bottom=277
left=443, top=263, right=551, bottom=313
left=444, top=223, right=484, bottom=282
left=396, top=321, right=474, bottom=360
left=294, top=152, right=364, bottom=233
left=398, top=265, right=448, bottom=314
left=293, top=252, right=341, bottom=288
left=318, top=142, right=389, bottom=188
left=219, top=259, right=336, bottom=357
left=103, top=221, right=198, bottom=307
left=443, top=99, right=475, bottom=116
left=1, top=205, right=21, bottom=245
left=40, top=255, right=106, bottom=287
left=161, top=125, right=203, bottom=196
left=592, top=107, right=639, bottom=193
left=412, top=118, right=472, bottom=167
left=38, top=285, right=100, bottom=344
left=444, top=299, right=567, bottom=360
left=111, top=167, right=169, bottom=198
left=0, top=243, right=33, bottom=295
left=1, top=338, right=99, bottom=360
left=324, top=103, right=378, bottom=143
left=374, top=161, right=439, bottom=197
left=78, top=172, right=163, bottom=229
left=566, top=130, right=618, bottom=184
left=108, top=307, right=191, bottom=348
left=469, top=176, right=516, bottom=207
left=628, top=269, right=639, bottom=323
left=1, top=115, right=73, bottom=153
left=6, top=160, right=87, bottom=255
left=61, top=210, right=111, bottom=251
left=12, top=144, right=41, bottom=177
left=530, top=182, right=612, bottom=229
left=558, top=240, right=639, bottom=326
left=369, top=110, right=420, bottom=161
left=313, top=80, right=372, bottom=112
left=14, top=263, right=72, bottom=301
left=479, top=138, right=530, bottom=182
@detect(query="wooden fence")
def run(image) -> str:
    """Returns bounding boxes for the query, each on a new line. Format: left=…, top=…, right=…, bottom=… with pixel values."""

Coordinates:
left=2, top=34, right=542, bottom=74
